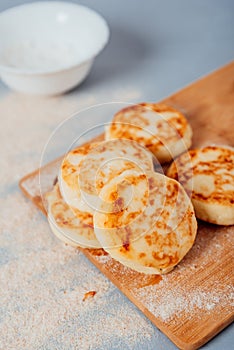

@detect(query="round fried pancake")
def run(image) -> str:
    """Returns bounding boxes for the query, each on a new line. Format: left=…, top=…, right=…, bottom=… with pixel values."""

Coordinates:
left=94, top=171, right=197, bottom=274
left=46, top=184, right=101, bottom=248
left=167, top=145, right=234, bottom=225
left=59, top=142, right=99, bottom=214
left=105, top=103, right=192, bottom=163
left=59, top=139, right=154, bottom=215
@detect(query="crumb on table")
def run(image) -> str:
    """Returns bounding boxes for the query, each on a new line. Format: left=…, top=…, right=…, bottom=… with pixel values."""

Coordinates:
left=83, top=291, right=97, bottom=301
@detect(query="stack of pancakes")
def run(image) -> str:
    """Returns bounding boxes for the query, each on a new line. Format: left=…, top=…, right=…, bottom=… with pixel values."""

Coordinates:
left=46, top=103, right=234, bottom=275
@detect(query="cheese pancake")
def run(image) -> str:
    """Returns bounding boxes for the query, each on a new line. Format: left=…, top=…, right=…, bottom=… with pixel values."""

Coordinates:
left=59, top=139, right=154, bottom=215
left=105, top=103, right=192, bottom=163
left=94, top=171, right=197, bottom=274
left=167, top=145, right=234, bottom=225
left=59, top=142, right=99, bottom=214
left=46, top=184, right=101, bottom=248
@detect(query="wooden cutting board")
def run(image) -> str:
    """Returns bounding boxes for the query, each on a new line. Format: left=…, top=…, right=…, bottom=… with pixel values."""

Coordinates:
left=19, top=62, right=234, bottom=350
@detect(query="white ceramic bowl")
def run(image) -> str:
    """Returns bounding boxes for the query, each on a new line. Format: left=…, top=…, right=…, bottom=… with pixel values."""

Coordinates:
left=0, top=1, right=109, bottom=95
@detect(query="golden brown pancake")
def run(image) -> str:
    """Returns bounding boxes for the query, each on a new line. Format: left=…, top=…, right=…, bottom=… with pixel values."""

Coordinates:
left=46, top=184, right=101, bottom=248
left=59, top=139, right=154, bottom=215
left=94, top=171, right=197, bottom=274
left=59, top=142, right=99, bottom=214
left=167, top=145, right=234, bottom=225
left=105, top=103, right=192, bottom=163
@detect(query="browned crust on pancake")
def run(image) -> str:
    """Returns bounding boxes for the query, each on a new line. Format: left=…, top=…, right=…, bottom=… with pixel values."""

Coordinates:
left=50, top=184, right=93, bottom=228
left=167, top=146, right=234, bottom=206
left=108, top=103, right=189, bottom=155
left=78, top=139, right=154, bottom=195
left=61, top=142, right=99, bottom=189
left=94, top=171, right=197, bottom=273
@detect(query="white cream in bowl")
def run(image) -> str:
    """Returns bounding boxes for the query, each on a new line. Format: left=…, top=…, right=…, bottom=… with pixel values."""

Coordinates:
left=0, top=2, right=109, bottom=95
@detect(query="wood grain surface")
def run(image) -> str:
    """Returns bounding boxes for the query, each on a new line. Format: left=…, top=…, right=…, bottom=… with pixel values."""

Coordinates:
left=19, top=62, right=234, bottom=350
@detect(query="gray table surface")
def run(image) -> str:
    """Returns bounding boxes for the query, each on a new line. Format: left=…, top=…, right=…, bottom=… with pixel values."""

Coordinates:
left=0, top=1, right=233, bottom=349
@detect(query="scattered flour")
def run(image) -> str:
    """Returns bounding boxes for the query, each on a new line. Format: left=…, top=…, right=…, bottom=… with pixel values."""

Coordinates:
left=136, top=282, right=234, bottom=322
left=0, top=89, right=167, bottom=350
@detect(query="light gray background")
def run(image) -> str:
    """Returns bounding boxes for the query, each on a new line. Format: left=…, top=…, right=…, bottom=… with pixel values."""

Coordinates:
left=0, top=1, right=233, bottom=349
